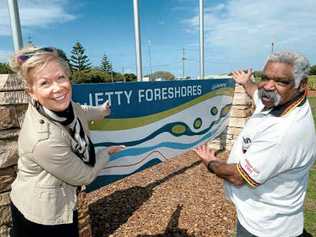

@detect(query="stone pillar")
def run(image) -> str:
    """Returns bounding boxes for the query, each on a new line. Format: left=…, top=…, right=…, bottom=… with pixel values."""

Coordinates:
left=208, top=84, right=253, bottom=151
left=0, top=74, right=28, bottom=237
left=225, top=84, right=253, bottom=151
left=207, top=127, right=227, bottom=150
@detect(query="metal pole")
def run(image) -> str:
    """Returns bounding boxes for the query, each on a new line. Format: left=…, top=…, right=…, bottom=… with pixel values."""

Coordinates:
left=148, top=40, right=152, bottom=76
left=133, top=0, right=143, bottom=81
left=199, top=0, right=205, bottom=79
left=122, top=66, right=126, bottom=82
left=7, top=0, right=23, bottom=51
left=182, top=48, right=186, bottom=79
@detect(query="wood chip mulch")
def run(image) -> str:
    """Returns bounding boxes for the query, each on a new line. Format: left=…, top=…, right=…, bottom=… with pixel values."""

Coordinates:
left=86, top=151, right=236, bottom=237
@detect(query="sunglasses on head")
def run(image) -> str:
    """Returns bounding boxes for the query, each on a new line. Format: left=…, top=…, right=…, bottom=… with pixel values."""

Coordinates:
left=17, top=47, right=58, bottom=64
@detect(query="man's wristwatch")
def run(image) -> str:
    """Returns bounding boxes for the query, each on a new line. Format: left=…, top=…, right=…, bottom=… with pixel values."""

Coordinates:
left=207, top=160, right=216, bottom=174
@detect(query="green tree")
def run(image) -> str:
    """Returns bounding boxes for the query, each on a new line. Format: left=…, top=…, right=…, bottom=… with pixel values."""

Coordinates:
left=69, top=42, right=91, bottom=73
left=100, top=54, right=112, bottom=73
left=253, top=70, right=263, bottom=82
left=149, top=71, right=175, bottom=81
left=310, top=65, right=316, bottom=75
left=253, top=70, right=263, bottom=78
left=124, top=73, right=137, bottom=82
left=0, top=63, right=13, bottom=74
left=112, top=72, right=124, bottom=82
left=71, top=68, right=112, bottom=84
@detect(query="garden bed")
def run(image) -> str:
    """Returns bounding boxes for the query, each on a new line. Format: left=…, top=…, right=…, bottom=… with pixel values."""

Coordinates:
left=86, top=151, right=236, bottom=237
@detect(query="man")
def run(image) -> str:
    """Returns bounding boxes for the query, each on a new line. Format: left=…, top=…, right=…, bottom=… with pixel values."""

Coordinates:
left=194, top=51, right=316, bottom=237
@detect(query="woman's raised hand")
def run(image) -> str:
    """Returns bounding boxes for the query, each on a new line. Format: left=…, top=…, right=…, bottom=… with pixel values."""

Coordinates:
left=102, top=100, right=111, bottom=116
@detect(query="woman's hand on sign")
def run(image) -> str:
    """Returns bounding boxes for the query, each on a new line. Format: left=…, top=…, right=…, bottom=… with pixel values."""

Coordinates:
left=231, top=69, right=253, bottom=86
left=107, top=145, right=126, bottom=156
left=193, top=143, right=218, bottom=166
left=102, top=100, right=111, bottom=116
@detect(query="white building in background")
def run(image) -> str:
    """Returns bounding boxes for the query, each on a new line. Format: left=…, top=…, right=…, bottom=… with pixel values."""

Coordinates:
left=204, top=74, right=232, bottom=79
left=154, top=77, right=164, bottom=81
left=143, top=76, right=150, bottom=82
left=143, top=77, right=168, bottom=81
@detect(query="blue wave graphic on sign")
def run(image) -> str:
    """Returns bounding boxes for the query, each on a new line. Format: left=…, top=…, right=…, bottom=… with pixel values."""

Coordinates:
left=72, top=79, right=234, bottom=192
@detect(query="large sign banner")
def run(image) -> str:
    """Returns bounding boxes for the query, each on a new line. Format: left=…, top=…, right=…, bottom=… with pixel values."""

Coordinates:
left=72, top=79, right=235, bottom=192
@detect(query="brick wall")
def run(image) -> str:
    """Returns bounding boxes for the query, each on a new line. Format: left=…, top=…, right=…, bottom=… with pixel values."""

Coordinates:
left=0, top=74, right=27, bottom=237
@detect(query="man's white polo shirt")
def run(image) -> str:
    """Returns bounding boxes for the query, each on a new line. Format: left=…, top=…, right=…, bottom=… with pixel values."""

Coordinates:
left=224, top=90, right=316, bottom=237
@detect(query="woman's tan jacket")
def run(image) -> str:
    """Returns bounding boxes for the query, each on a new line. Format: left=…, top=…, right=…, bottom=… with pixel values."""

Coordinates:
left=10, top=102, right=110, bottom=225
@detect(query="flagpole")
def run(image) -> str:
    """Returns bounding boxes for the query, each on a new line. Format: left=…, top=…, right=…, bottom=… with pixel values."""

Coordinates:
left=199, top=0, right=205, bottom=79
left=7, top=0, right=23, bottom=51
left=133, top=0, right=143, bottom=81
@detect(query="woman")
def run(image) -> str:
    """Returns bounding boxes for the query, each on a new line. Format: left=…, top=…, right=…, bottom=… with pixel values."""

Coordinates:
left=9, top=46, right=123, bottom=237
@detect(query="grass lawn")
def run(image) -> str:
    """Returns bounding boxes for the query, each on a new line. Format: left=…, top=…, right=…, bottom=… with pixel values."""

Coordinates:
left=308, top=75, right=316, bottom=90
left=305, top=96, right=316, bottom=235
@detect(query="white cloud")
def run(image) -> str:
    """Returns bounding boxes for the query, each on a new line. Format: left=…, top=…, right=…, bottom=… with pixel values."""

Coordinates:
left=0, top=0, right=76, bottom=36
left=185, top=0, right=316, bottom=71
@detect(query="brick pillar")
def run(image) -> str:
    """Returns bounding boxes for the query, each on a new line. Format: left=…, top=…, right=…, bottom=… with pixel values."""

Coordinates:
left=207, top=127, right=227, bottom=150
left=208, top=84, right=254, bottom=151
left=225, top=84, right=254, bottom=151
left=0, top=74, right=28, bottom=237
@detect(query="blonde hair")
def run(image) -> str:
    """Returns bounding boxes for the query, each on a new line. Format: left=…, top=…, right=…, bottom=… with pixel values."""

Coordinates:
left=9, top=46, right=71, bottom=86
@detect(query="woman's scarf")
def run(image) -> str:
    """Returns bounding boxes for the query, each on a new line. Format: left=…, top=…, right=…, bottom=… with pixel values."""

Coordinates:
left=33, top=101, right=96, bottom=166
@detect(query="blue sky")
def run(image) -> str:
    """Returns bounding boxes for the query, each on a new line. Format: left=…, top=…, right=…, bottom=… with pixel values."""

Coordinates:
left=1, top=0, right=316, bottom=78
